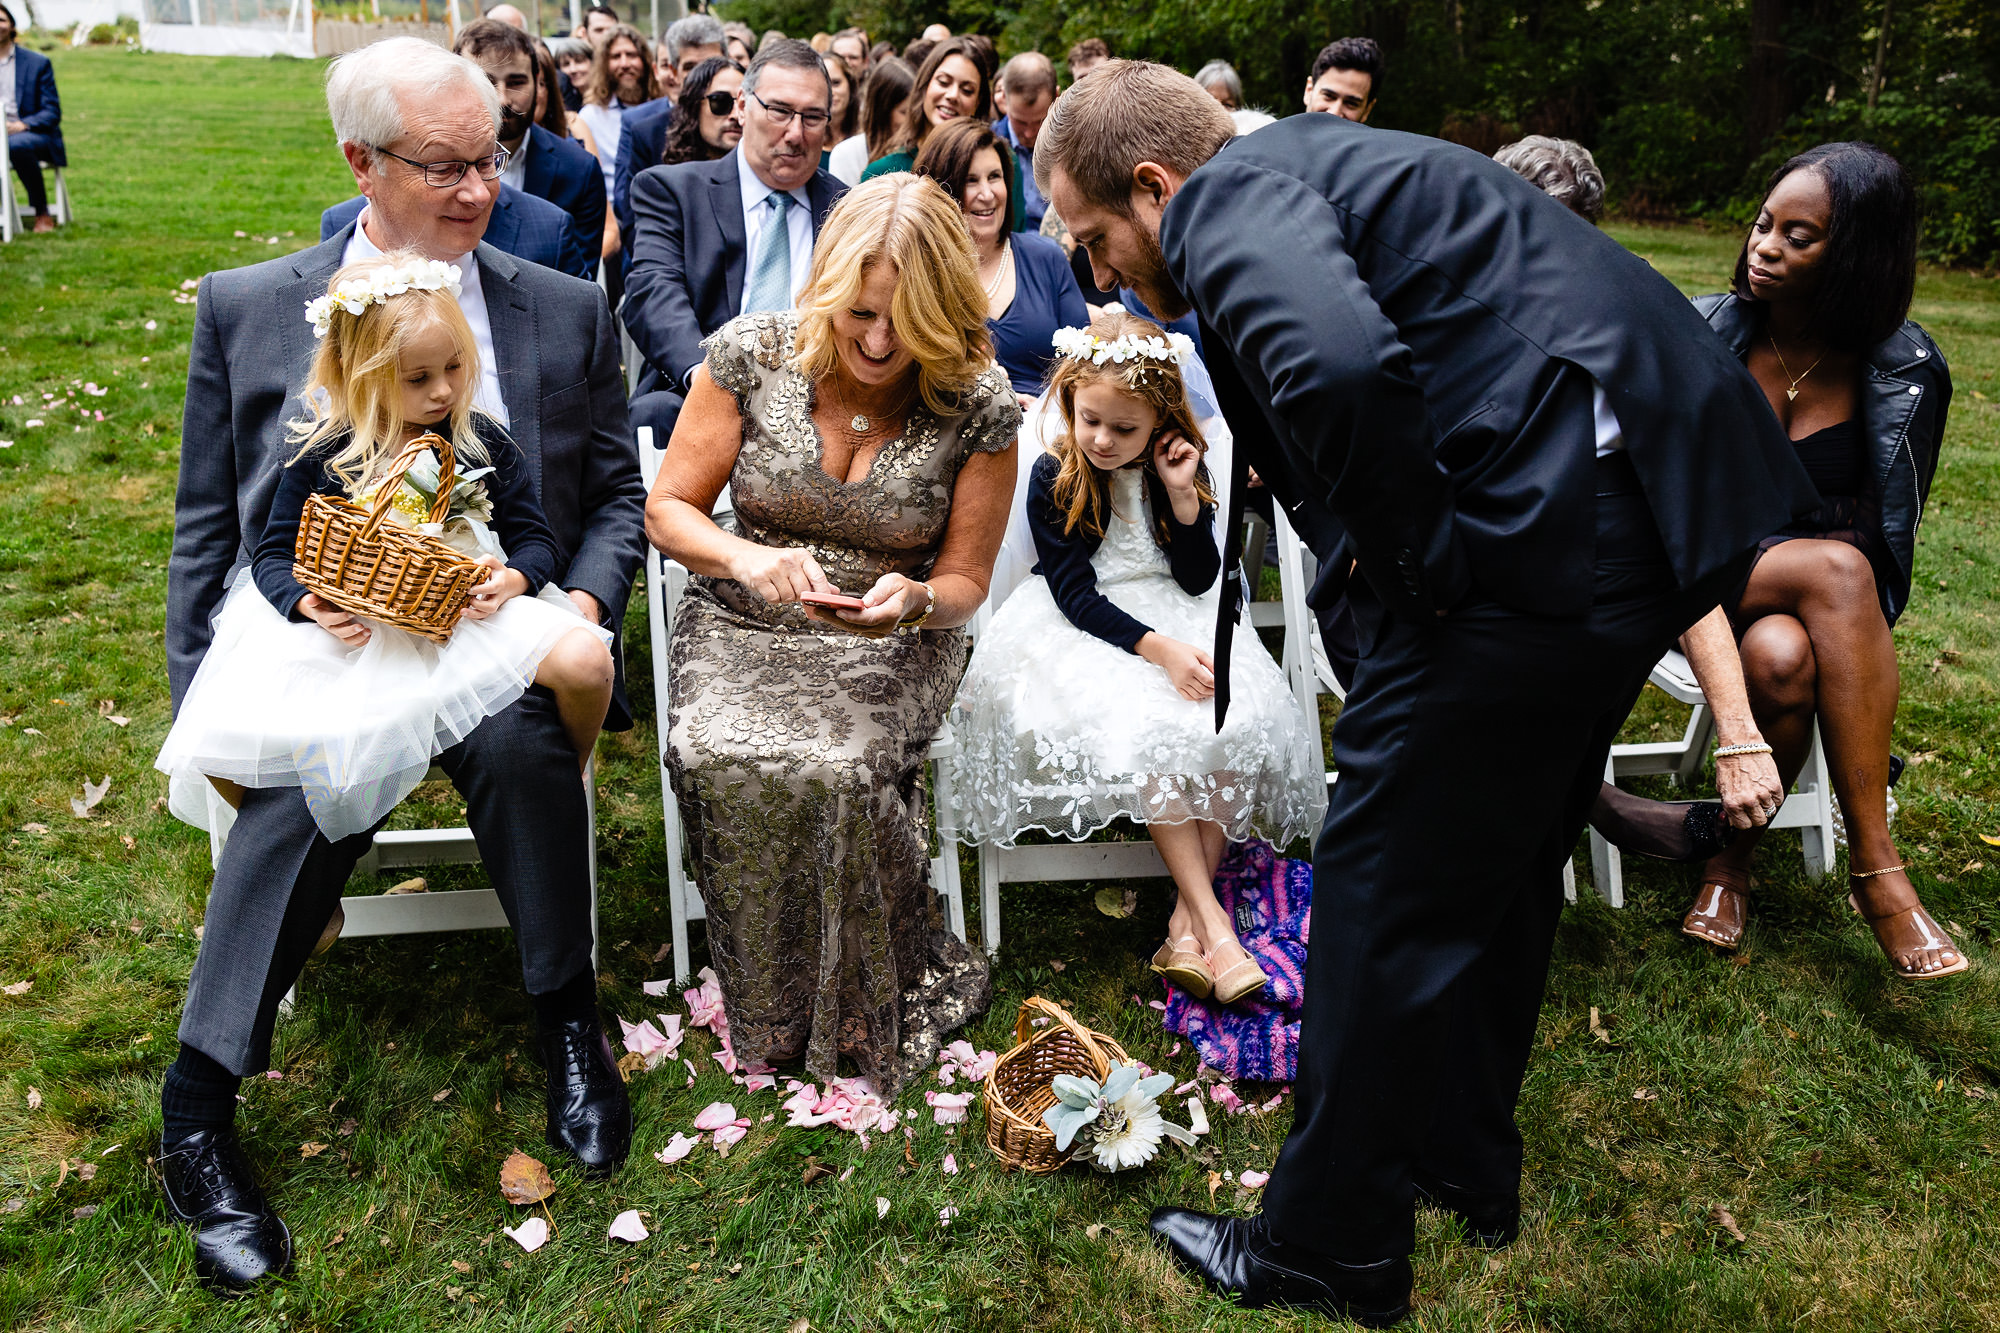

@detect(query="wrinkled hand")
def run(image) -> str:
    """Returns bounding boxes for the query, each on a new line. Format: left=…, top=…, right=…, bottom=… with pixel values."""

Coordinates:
left=1151, top=429, right=1203, bottom=496
left=730, top=544, right=834, bottom=605
left=803, top=573, right=923, bottom=640
left=1716, top=749, right=1786, bottom=829
left=567, top=588, right=603, bottom=625
left=1140, top=633, right=1215, bottom=702
left=299, top=591, right=372, bottom=648
left=461, top=554, right=528, bottom=621
left=5, top=119, right=26, bottom=137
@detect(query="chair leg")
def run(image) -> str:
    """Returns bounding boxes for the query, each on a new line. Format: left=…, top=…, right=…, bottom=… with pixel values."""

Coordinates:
left=50, top=167, right=71, bottom=227
left=1, top=163, right=18, bottom=243
left=1588, top=754, right=1625, bottom=908
left=1562, top=857, right=1577, bottom=905
left=927, top=754, right=967, bottom=945
left=584, top=758, right=600, bottom=971
left=663, top=772, right=695, bottom=984
left=977, top=845, right=1001, bottom=959
left=1798, top=722, right=1834, bottom=881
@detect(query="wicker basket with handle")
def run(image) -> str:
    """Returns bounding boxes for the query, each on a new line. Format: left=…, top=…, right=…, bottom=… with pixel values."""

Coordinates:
left=982, top=996, right=1133, bottom=1174
left=292, top=432, right=484, bottom=645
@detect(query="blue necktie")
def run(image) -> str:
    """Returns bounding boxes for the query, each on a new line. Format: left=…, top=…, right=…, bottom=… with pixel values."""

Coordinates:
left=743, top=190, right=793, bottom=313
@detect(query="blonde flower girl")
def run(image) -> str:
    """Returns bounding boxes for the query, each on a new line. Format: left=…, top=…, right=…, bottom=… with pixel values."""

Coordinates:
left=157, top=254, right=614, bottom=842
left=951, top=310, right=1326, bottom=1004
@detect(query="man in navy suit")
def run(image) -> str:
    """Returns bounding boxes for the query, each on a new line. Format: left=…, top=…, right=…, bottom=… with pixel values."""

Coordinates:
left=612, top=12, right=726, bottom=249
left=2, top=3, right=64, bottom=234
left=623, top=38, right=845, bottom=444
left=320, top=182, right=589, bottom=280
left=454, top=18, right=605, bottom=280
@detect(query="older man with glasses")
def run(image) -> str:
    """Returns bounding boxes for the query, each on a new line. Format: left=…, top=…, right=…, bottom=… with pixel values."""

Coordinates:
left=159, top=36, right=644, bottom=1295
left=622, top=37, right=846, bottom=448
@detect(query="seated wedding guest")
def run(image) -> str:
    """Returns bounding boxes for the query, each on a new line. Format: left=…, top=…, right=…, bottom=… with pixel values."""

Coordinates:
left=828, top=54, right=911, bottom=185
left=829, top=26, right=868, bottom=82
left=613, top=14, right=727, bottom=243
left=723, top=21, right=756, bottom=67
left=862, top=37, right=1023, bottom=230
left=550, top=35, right=593, bottom=113
left=320, top=182, right=590, bottom=280
left=623, top=38, right=843, bottom=444
left=581, top=2, right=619, bottom=46
left=1304, top=35, right=1382, bottom=120
left=163, top=37, right=644, bottom=1293
left=647, top=174, right=1018, bottom=1097
left=912, top=118, right=1084, bottom=400
left=2, top=2, right=63, bottom=235
left=1674, top=143, right=1963, bottom=978
left=1494, top=135, right=1605, bottom=223
left=993, top=51, right=1055, bottom=230
left=822, top=51, right=858, bottom=163
left=656, top=56, right=743, bottom=167
left=1067, top=37, right=1109, bottom=82
left=1194, top=59, right=1243, bottom=110
left=578, top=21, right=657, bottom=199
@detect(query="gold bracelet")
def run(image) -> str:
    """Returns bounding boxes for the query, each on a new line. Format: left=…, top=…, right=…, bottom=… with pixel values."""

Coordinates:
left=895, top=581, right=936, bottom=634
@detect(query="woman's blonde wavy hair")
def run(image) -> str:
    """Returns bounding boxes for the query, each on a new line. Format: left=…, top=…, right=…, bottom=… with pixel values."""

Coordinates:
left=791, top=173, right=992, bottom=415
left=1046, top=307, right=1213, bottom=547
left=286, top=255, right=490, bottom=498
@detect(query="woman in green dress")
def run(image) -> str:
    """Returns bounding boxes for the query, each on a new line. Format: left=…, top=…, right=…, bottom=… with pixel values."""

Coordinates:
left=646, top=175, right=1022, bottom=1098
left=860, top=36, right=1025, bottom=232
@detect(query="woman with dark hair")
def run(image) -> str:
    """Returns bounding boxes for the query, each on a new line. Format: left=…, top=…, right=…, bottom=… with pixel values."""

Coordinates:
left=859, top=36, right=1023, bottom=229
left=913, top=118, right=1086, bottom=400
left=657, top=56, right=743, bottom=167
left=829, top=55, right=912, bottom=185
left=822, top=52, right=859, bottom=158
left=530, top=41, right=576, bottom=139
left=1671, top=142, right=1962, bottom=978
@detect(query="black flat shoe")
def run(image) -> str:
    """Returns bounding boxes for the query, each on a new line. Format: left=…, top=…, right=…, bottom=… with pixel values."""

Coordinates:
left=1148, top=1208, right=1411, bottom=1328
left=157, top=1129, right=293, bottom=1294
left=1413, top=1170, right=1520, bottom=1248
left=540, top=1018, right=632, bottom=1178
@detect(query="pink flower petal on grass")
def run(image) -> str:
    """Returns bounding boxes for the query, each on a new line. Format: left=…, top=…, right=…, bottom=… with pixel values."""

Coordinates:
left=713, top=1122, right=749, bottom=1152
left=1240, top=1169, right=1270, bottom=1189
left=618, top=1016, right=670, bottom=1068
left=692, top=1102, right=739, bottom=1132
left=1210, top=1083, right=1244, bottom=1114
left=607, top=1209, right=649, bottom=1243
left=654, top=1131, right=701, bottom=1165
left=838, top=1166, right=854, bottom=1182
left=683, top=1058, right=697, bottom=1087
left=942, top=1153, right=958, bottom=1175
left=876, top=1196, right=891, bottom=1219
left=926, top=1090, right=974, bottom=1125
left=939, top=1205, right=959, bottom=1225
left=743, top=1072, right=777, bottom=1092
left=640, top=979, right=675, bottom=996
left=503, top=1216, right=549, bottom=1252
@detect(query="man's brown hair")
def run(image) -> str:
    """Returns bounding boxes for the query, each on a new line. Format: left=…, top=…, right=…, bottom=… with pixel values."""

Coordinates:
left=453, top=16, right=536, bottom=66
left=911, top=117, right=1016, bottom=211
left=1066, top=37, right=1110, bottom=71
left=1035, top=60, right=1235, bottom=213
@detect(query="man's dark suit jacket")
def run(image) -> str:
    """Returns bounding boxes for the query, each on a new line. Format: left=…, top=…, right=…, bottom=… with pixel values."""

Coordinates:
left=9, top=46, right=63, bottom=165
left=170, top=227, right=647, bottom=728
left=1160, top=114, right=1816, bottom=627
left=622, top=151, right=846, bottom=395
left=612, top=97, right=675, bottom=250
left=320, top=186, right=591, bottom=283
left=517, top=123, right=608, bottom=282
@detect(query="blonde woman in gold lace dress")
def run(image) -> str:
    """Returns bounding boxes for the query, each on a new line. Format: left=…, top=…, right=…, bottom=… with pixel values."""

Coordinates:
left=645, top=175, right=1021, bottom=1098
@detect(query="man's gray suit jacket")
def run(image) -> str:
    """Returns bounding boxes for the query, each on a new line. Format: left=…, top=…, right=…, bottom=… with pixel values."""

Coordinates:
left=167, top=227, right=647, bottom=728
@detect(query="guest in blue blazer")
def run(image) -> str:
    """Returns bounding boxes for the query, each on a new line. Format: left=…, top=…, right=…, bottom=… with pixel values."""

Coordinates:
left=621, top=39, right=846, bottom=443
left=454, top=19, right=606, bottom=280
left=321, top=183, right=590, bottom=281
left=2, top=4, right=65, bottom=234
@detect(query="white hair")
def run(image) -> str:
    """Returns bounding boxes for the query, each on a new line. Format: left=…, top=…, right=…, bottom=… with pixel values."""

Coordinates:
left=326, top=37, right=502, bottom=157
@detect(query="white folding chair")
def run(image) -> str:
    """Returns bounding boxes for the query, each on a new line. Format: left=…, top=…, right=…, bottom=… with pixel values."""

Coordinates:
left=2, top=155, right=70, bottom=242
left=638, top=426, right=968, bottom=981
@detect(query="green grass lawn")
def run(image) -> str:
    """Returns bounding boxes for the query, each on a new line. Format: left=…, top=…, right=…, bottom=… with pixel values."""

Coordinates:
left=2, top=48, right=1998, bottom=1332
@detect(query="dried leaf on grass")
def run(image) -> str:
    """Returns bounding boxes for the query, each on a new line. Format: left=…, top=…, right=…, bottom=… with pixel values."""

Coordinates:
left=70, top=776, right=110, bottom=819
left=385, top=877, right=427, bottom=896
left=77, top=1163, right=97, bottom=1181
left=1588, top=1007, right=1616, bottom=1044
left=1632, top=1088, right=1659, bottom=1102
left=299, top=1142, right=329, bottom=1158
left=1710, top=1203, right=1748, bottom=1243
left=451, top=1259, right=472, bottom=1274
left=433, top=1087, right=454, bottom=1103
left=1094, top=886, right=1138, bottom=918
left=25, top=1087, right=42, bottom=1109
left=2, top=981, right=30, bottom=996
left=337, top=1118, right=358, bottom=1137
left=800, top=1158, right=836, bottom=1186
left=498, top=1151, right=555, bottom=1206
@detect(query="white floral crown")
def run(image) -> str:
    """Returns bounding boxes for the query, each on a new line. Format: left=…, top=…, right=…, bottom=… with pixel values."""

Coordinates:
left=304, top=258, right=463, bottom=338
left=1050, top=321, right=1197, bottom=372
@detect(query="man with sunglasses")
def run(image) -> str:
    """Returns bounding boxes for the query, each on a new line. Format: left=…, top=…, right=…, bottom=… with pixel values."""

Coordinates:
left=623, top=37, right=846, bottom=447
left=160, top=38, right=644, bottom=1294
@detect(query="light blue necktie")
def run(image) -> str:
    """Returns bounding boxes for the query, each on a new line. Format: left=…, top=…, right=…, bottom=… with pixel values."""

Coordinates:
left=743, top=190, right=793, bottom=313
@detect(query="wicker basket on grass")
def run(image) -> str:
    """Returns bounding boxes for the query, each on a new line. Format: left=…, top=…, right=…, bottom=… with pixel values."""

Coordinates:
left=982, top=996, right=1132, bottom=1173
left=292, top=433, right=483, bottom=644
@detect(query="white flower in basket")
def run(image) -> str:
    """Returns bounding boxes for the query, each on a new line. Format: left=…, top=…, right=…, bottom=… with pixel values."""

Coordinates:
left=364, top=448, right=498, bottom=557
left=1042, top=1062, right=1198, bottom=1172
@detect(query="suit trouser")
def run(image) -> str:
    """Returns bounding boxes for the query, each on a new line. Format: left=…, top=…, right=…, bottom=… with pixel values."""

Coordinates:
left=629, top=389, right=685, bottom=449
left=7, top=133, right=57, bottom=214
left=177, top=688, right=595, bottom=1078
left=1263, top=466, right=1744, bottom=1261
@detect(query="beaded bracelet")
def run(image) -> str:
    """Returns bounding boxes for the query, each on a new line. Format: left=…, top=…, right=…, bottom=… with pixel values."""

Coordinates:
left=895, top=582, right=936, bottom=635
left=1714, top=742, right=1774, bottom=758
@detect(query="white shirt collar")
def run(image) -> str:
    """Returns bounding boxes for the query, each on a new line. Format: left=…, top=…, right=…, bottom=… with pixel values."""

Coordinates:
left=734, top=147, right=812, bottom=214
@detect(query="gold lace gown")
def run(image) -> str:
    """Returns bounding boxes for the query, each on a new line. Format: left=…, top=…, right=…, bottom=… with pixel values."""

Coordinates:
left=664, top=313, right=1020, bottom=1098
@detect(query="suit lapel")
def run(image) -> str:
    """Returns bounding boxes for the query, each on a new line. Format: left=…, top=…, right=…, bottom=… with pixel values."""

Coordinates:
left=280, top=233, right=350, bottom=396
left=711, top=155, right=748, bottom=316
left=809, top=174, right=837, bottom=235
left=480, top=245, right=541, bottom=489
left=522, top=126, right=553, bottom=199
left=485, top=189, right=521, bottom=253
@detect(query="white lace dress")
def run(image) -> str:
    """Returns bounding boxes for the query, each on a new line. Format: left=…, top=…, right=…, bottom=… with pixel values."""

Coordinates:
left=950, top=467, right=1326, bottom=848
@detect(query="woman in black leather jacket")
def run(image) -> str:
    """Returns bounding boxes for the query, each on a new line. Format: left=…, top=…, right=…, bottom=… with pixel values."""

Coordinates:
left=1676, top=142, right=1961, bottom=979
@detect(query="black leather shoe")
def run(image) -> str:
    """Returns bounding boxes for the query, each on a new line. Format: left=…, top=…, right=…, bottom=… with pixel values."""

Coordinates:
left=1148, top=1208, right=1411, bottom=1328
left=540, top=1018, right=632, bottom=1178
left=157, top=1130, right=293, bottom=1293
left=1413, top=1171, right=1520, bottom=1248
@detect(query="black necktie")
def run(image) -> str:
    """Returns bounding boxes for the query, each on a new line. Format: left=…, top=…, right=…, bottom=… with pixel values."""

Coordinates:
left=1212, top=426, right=1252, bottom=732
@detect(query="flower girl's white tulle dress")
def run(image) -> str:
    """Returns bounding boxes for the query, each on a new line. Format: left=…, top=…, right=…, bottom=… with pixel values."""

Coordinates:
left=156, top=514, right=607, bottom=844
left=950, top=464, right=1326, bottom=848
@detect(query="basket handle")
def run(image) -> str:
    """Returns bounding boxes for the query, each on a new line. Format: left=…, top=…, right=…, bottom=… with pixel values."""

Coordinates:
left=356, top=433, right=459, bottom=542
left=1012, top=996, right=1110, bottom=1062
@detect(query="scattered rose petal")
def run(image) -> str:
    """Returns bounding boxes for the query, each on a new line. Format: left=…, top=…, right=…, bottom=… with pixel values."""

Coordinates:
left=876, top=1197, right=891, bottom=1219
left=1240, top=1169, right=1270, bottom=1189
left=712, top=1121, right=750, bottom=1153
left=607, top=1209, right=649, bottom=1243
left=654, top=1132, right=701, bottom=1165
left=24, top=419, right=43, bottom=428
left=1210, top=1083, right=1244, bottom=1114
left=938, top=1205, right=959, bottom=1225
left=693, top=1102, right=740, bottom=1132
left=144, top=320, right=157, bottom=331
left=1166, top=1041, right=1182, bottom=1057
left=264, top=1070, right=283, bottom=1081
left=617, top=1016, right=672, bottom=1070
left=641, top=979, right=674, bottom=996
left=926, top=1090, right=974, bottom=1125
left=498, top=1151, right=556, bottom=1206
left=502, top=1217, right=549, bottom=1252
left=743, top=1071, right=776, bottom=1092
left=838, top=1166, right=853, bottom=1182
left=1258, top=1091, right=1285, bottom=1113
left=942, top=1153, right=958, bottom=1175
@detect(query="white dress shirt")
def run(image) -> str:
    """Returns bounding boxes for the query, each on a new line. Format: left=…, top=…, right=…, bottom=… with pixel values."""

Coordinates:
left=735, top=147, right=814, bottom=315
left=1, top=47, right=18, bottom=124
left=499, top=127, right=533, bottom=194
left=1591, top=383, right=1624, bottom=457
left=576, top=100, right=627, bottom=195
left=344, top=209, right=510, bottom=428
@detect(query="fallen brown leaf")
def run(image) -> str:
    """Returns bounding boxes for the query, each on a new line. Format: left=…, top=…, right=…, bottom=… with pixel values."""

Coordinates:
left=25, top=1087, right=41, bottom=1109
left=451, top=1259, right=472, bottom=1273
left=1632, top=1088, right=1658, bottom=1102
left=801, top=1157, right=836, bottom=1186
left=385, top=876, right=428, bottom=896
left=1588, top=1007, right=1615, bottom=1044
left=788, top=1320, right=811, bottom=1333
left=1084, top=1222, right=1110, bottom=1240
left=337, top=1118, right=358, bottom=1137
left=1710, top=1203, right=1748, bottom=1243
left=498, top=1151, right=556, bottom=1206
left=1206, top=1169, right=1223, bottom=1208
left=653, top=941, right=673, bottom=963
left=70, top=776, right=110, bottom=819
left=433, top=1087, right=454, bottom=1103
left=78, top=1163, right=97, bottom=1181
left=616, top=1051, right=645, bottom=1082
left=300, top=1142, right=329, bottom=1158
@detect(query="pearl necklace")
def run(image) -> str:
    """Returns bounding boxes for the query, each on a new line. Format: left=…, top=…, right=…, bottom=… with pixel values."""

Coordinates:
left=981, top=240, right=1014, bottom=303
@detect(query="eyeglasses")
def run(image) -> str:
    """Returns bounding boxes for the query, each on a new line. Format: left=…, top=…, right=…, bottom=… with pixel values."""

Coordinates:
left=704, top=90, right=739, bottom=117
left=746, top=91, right=829, bottom=132
left=371, top=144, right=511, bottom=188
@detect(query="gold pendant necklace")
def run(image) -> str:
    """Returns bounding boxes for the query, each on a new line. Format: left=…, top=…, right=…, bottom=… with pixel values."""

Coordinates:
left=1768, top=332, right=1825, bottom=403
left=850, top=414, right=871, bottom=433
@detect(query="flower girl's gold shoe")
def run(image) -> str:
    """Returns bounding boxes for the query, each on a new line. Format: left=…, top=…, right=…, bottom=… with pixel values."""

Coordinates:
left=1208, top=940, right=1270, bottom=1006
left=1150, top=935, right=1214, bottom=999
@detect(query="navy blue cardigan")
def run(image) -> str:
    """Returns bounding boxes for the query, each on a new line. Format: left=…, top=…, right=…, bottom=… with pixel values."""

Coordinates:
left=255, top=416, right=566, bottom=622
left=990, top=233, right=1090, bottom=396
left=1026, top=451, right=1220, bottom=653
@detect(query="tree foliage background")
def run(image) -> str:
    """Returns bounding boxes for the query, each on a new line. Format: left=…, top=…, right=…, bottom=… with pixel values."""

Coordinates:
left=715, top=0, right=2000, bottom=266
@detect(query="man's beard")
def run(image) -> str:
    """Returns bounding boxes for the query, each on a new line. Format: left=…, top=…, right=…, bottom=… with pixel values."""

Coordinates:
left=499, top=103, right=532, bottom=141
left=1127, top=222, right=1193, bottom=323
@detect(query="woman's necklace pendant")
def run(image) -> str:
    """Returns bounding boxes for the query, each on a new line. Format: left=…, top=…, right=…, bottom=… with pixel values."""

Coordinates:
left=1786, top=386, right=1799, bottom=402
left=850, top=413, right=871, bottom=433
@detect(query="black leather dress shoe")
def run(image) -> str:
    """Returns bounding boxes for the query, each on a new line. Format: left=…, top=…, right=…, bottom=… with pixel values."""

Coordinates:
left=541, top=1018, right=632, bottom=1178
left=1148, top=1208, right=1411, bottom=1328
left=1412, top=1171, right=1520, bottom=1248
left=157, top=1130, right=293, bottom=1293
